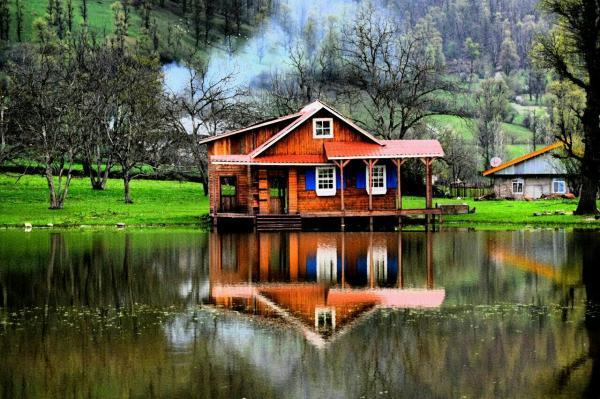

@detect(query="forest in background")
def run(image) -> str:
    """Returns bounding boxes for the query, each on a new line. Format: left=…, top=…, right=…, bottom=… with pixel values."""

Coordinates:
left=0, top=0, right=597, bottom=213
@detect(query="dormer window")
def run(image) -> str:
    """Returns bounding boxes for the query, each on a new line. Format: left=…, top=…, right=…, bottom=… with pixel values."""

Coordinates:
left=313, top=118, right=333, bottom=138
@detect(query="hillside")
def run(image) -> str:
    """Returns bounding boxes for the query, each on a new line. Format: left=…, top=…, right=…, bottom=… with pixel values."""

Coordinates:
left=7, top=0, right=263, bottom=61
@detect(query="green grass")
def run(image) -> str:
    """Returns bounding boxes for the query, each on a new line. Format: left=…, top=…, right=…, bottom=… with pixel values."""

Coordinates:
left=1, top=174, right=598, bottom=229
left=0, top=174, right=208, bottom=227
left=402, top=196, right=600, bottom=228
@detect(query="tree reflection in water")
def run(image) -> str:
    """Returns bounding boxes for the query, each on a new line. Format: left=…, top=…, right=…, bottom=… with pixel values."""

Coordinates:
left=0, top=229, right=597, bottom=398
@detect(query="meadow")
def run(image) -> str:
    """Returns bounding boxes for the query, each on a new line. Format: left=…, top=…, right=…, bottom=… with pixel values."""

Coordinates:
left=1, top=174, right=598, bottom=229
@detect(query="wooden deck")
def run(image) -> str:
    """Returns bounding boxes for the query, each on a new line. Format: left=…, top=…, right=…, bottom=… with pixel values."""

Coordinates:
left=213, top=208, right=442, bottom=231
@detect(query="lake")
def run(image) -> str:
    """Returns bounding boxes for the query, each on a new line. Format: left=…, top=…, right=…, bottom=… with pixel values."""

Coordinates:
left=0, top=229, right=598, bottom=398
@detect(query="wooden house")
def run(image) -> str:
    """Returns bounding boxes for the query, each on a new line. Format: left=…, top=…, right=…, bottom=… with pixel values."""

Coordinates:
left=200, top=100, right=445, bottom=230
left=483, top=142, right=570, bottom=199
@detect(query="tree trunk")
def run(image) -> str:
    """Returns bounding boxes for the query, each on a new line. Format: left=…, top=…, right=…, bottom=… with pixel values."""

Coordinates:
left=575, top=91, right=600, bottom=215
left=45, top=166, right=61, bottom=209
left=201, top=175, right=209, bottom=196
left=123, top=171, right=133, bottom=204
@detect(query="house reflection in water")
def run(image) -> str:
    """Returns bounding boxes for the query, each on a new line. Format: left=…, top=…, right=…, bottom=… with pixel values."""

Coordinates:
left=209, top=232, right=445, bottom=347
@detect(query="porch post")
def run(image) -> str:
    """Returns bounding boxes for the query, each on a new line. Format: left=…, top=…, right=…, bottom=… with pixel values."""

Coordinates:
left=363, top=159, right=378, bottom=211
left=421, top=157, right=433, bottom=209
left=392, top=159, right=406, bottom=210
left=334, top=160, right=350, bottom=211
left=247, top=165, right=253, bottom=214
left=426, top=229, right=433, bottom=289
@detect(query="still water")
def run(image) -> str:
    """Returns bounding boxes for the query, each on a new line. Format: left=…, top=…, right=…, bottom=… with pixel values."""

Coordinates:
left=0, top=229, right=598, bottom=398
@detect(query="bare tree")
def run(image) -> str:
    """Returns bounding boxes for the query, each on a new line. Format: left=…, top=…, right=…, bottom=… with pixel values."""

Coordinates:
left=8, top=31, right=83, bottom=209
left=339, top=4, right=453, bottom=139
left=166, top=55, right=240, bottom=196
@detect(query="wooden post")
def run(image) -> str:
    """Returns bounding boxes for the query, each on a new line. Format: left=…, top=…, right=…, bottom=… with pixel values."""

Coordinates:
left=420, top=157, right=433, bottom=209
left=334, top=160, right=350, bottom=211
left=426, top=158, right=433, bottom=209
left=426, top=229, right=433, bottom=289
left=369, top=232, right=374, bottom=289
left=247, top=165, right=253, bottom=215
left=363, top=159, right=378, bottom=211
left=391, top=159, right=406, bottom=210
left=341, top=232, right=346, bottom=289
left=397, top=231, right=403, bottom=289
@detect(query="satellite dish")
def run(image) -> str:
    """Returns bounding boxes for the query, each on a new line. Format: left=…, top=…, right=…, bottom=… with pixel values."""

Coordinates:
left=490, top=157, right=502, bottom=167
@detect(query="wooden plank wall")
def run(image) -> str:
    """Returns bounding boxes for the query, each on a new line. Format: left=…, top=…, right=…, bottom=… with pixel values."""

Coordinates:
left=208, top=163, right=249, bottom=214
left=288, top=168, right=298, bottom=214
left=263, top=110, right=370, bottom=156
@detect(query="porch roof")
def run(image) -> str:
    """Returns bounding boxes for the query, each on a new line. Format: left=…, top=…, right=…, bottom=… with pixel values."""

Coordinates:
left=211, top=154, right=329, bottom=165
left=325, top=140, right=444, bottom=160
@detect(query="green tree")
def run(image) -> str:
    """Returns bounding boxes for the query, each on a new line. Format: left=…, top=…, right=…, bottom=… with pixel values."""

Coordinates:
left=534, top=0, right=600, bottom=214
left=499, top=24, right=519, bottom=75
left=464, top=37, right=480, bottom=89
left=15, top=0, right=24, bottom=42
left=475, top=77, right=510, bottom=168
left=80, top=0, right=88, bottom=22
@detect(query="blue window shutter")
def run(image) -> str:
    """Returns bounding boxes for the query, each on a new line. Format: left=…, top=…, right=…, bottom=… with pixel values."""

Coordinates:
left=387, top=165, right=397, bottom=188
left=356, top=167, right=366, bottom=189
left=306, top=255, right=317, bottom=280
left=305, top=168, right=316, bottom=190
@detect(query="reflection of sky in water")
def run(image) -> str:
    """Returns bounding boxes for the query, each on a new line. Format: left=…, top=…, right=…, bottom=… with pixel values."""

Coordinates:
left=163, top=0, right=358, bottom=92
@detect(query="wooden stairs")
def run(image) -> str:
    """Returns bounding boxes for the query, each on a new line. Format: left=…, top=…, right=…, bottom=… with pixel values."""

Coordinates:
left=256, top=214, right=302, bottom=231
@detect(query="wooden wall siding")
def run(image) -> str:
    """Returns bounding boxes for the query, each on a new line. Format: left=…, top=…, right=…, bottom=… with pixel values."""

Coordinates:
left=209, top=122, right=292, bottom=156
left=288, top=168, right=298, bottom=214
left=209, top=163, right=249, bottom=214
left=296, top=167, right=397, bottom=213
left=263, top=110, right=368, bottom=156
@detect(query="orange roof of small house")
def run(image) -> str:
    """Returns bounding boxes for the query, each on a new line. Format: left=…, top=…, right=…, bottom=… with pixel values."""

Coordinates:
left=325, top=140, right=444, bottom=159
left=482, top=142, right=563, bottom=176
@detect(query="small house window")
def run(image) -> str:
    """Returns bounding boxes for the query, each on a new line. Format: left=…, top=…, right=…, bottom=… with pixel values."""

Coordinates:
left=365, top=165, right=387, bottom=195
left=512, top=178, right=524, bottom=194
left=316, top=166, right=336, bottom=196
left=552, top=179, right=566, bottom=194
left=313, top=118, right=333, bottom=138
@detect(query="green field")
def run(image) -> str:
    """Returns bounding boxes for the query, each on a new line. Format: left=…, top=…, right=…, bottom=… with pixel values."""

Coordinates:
left=1, top=174, right=598, bottom=229
left=0, top=174, right=208, bottom=227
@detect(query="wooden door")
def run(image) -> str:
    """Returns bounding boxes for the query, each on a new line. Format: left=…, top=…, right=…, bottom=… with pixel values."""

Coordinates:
left=219, top=176, right=238, bottom=212
left=268, top=172, right=288, bottom=214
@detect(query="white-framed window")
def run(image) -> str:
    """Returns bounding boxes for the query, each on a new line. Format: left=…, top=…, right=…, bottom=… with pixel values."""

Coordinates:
left=365, top=164, right=387, bottom=195
left=512, top=178, right=524, bottom=194
left=552, top=179, right=566, bottom=194
left=367, top=246, right=388, bottom=285
left=313, top=118, right=334, bottom=138
left=316, top=166, right=336, bottom=196
left=315, top=306, right=336, bottom=332
left=316, top=244, right=337, bottom=283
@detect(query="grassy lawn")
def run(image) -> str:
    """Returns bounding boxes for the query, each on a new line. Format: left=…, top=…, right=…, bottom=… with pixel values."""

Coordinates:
left=403, top=197, right=600, bottom=228
left=1, top=173, right=599, bottom=229
left=0, top=174, right=208, bottom=227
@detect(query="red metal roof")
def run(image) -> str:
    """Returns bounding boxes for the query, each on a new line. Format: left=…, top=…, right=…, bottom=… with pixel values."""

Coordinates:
left=211, top=154, right=328, bottom=165
left=325, top=140, right=444, bottom=159
left=198, top=112, right=302, bottom=144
